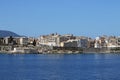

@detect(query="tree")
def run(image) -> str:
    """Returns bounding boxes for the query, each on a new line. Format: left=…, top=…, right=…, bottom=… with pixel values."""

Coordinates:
left=9, top=36, right=13, bottom=43
left=33, top=39, right=36, bottom=46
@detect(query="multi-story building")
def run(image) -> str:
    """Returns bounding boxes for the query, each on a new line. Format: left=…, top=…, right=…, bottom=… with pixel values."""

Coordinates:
left=38, top=33, right=61, bottom=47
left=94, top=37, right=101, bottom=48
left=60, top=37, right=88, bottom=48
left=38, top=33, right=77, bottom=47
left=77, top=39, right=88, bottom=48
left=60, top=39, right=78, bottom=47
left=0, top=38, right=4, bottom=45
left=28, top=37, right=35, bottom=45
left=19, top=37, right=28, bottom=45
left=3, top=36, right=14, bottom=45
left=88, top=38, right=95, bottom=48
left=117, top=37, right=120, bottom=47
left=94, top=36, right=107, bottom=48
left=76, top=36, right=88, bottom=48
left=107, top=36, right=118, bottom=48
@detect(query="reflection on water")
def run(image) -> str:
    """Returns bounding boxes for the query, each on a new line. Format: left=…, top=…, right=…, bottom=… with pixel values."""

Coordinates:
left=0, top=53, right=120, bottom=80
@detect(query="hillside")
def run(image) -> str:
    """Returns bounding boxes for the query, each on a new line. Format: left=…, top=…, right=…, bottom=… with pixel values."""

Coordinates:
left=0, top=30, right=20, bottom=38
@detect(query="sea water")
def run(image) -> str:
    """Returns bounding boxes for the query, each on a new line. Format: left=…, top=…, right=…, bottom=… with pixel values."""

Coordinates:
left=0, top=53, right=120, bottom=80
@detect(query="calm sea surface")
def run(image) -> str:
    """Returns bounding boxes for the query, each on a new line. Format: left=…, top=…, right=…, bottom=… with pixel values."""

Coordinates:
left=0, top=53, right=120, bottom=80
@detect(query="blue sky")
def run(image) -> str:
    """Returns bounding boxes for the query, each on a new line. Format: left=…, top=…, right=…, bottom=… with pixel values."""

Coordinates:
left=0, top=0, right=120, bottom=37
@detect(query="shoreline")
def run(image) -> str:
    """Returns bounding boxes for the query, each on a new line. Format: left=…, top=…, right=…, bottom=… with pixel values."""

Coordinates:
left=0, top=51, right=120, bottom=54
left=1, top=46, right=120, bottom=54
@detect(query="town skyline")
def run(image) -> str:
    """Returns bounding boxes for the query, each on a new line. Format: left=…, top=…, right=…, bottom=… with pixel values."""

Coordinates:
left=1, top=30, right=120, bottom=54
left=1, top=29, right=120, bottom=39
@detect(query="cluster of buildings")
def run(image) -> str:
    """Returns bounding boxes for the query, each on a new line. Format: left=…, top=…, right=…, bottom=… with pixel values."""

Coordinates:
left=38, top=33, right=88, bottom=48
left=38, top=33, right=120, bottom=49
left=0, top=33, right=120, bottom=53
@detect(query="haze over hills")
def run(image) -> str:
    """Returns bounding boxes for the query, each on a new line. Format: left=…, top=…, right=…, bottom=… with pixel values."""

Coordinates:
left=0, top=30, right=20, bottom=38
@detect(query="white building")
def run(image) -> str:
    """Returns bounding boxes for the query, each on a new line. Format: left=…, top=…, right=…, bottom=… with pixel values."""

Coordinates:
left=107, top=36, right=118, bottom=48
left=60, top=38, right=88, bottom=48
left=19, top=37, right=28, bottom=45
left=4, top=37, right=9, bottom=44
left=94, top=37, right=101, bottom=48
left=94, top=36, right=108, bottom=48
left=117, top=37, right=120, bottom=47
left=60, top=39, right=78, bottom=47
left=77, top=38, right=88, bottom=48
left=38, top=33, right=60, bottom=47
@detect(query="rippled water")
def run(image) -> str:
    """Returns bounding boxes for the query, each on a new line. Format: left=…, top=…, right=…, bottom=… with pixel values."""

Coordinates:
left=0, top=53, right=120, bottom=80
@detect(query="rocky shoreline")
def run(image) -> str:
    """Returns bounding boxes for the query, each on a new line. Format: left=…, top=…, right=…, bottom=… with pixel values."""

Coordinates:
left=0, top=49, right=120, bottom=54
left=0, top=46, right=120, bottom=54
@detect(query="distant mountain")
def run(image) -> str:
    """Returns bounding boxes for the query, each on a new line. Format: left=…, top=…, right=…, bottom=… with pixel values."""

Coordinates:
left=0, top=30, right=20, bottom=38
